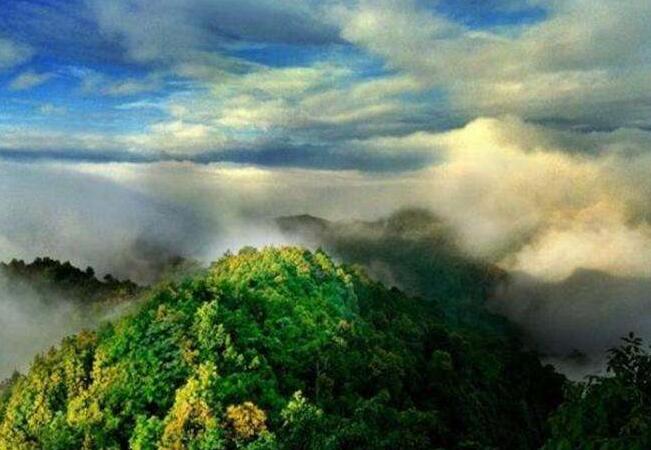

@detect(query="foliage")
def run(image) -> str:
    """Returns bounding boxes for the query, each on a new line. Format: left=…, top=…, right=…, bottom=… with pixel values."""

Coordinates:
left=0, top=257, right=140, bottom=305
left=544, top=333, right=651, bottom=450
left=0, top=247, right=563, bottom=449
left=276, top=209, right=512, bottom=334
left=226, top=402, right=267, bottom=440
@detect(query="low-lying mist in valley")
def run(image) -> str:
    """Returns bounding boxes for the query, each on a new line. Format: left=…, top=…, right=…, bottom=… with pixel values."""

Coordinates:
left=0, top=258, right=140, bottom=379
left=4, top=117, right=651, bottom=378
left=0, top=275, right=125, bottom=379
left=0, top=273, right=81, bottom=378
left=277, top=209, right=651, bottom=378
left=494, top=270, right=651, bottom=378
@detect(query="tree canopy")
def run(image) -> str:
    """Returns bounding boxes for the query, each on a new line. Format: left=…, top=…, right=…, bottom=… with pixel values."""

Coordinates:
left=0, top=257, right=140, bottom=305
left=0, top=247, right=563, bottom=449
left=544, top=333, right=651, bottom=450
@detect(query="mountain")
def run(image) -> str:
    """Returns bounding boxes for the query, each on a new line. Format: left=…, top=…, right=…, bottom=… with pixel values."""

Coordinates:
left=0, top=257, right=140, bottom=305
left=543, top=332, right=651, bottom=449
left=275, top=214, right=332, bottom=236
left=276, top=209, right=510, bottom=333
left=0, top=247, right=562, bottom=449
left=0, top=258, right=142, bottom=379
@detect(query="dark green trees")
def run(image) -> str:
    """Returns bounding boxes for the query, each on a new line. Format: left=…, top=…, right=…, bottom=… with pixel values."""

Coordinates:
left=0, top=247, right=562, bottom=449
left=0, top=257, right=140, bottom=304
left=545, top=333, right=651, bottom=450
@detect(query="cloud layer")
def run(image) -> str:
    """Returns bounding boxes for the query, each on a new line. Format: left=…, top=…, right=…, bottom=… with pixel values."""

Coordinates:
left=335, top=0, right=651, bottom=129
left=5, top=114, right=651, bottom=281
left=3, top=0, right=651, bottom=165
left=4, top=114, right=651, bottom=376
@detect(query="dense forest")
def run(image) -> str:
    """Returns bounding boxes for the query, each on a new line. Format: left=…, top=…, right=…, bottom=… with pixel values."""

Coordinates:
left=0, top=246, right=647, bottom=448
left=0, top=247, right=565, bottom=449
left=277, top=209, right=511, bottom=334
left=0, top=257, right=140, bottom=305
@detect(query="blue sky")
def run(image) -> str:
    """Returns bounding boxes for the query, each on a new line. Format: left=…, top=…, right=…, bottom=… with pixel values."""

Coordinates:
left=3, top=0, right=650, bottom=170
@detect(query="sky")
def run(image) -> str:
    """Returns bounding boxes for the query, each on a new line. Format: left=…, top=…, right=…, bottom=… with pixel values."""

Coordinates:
left=3, top=0, right=651, bottom=372
left=2, top=0, right=651, bottom=167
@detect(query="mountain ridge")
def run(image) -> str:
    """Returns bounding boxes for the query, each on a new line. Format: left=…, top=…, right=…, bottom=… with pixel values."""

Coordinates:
left=0, top=246, right=563, bottom=449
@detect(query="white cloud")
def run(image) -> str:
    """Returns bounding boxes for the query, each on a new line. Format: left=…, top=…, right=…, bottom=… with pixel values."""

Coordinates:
left=69, top=66, right=164, bottom=96
left=0, top=120, right=227, bottom=155
left=0, top=126, right=125, bottom=153
left=38, top=103, right=67, bottom=115
left=0, top=38, right=32, bottom=71
left=347, top=116, right=651, bottom=281
left=11, top=114, right=651, bottom=284
left=124, top=120, right=228, bottom=153
left=0, top=158, right=414, bottom=283
left=331, top=0, right=651, bottom=127
left=9, top=70, right=53, bottom=91
left=102, top=76, right=163, bottom=96
left=86, top=0, right=339, bottom=70
left=16, top=61, right=424, bottom=157
left=161, top=62, right=425, bottom=143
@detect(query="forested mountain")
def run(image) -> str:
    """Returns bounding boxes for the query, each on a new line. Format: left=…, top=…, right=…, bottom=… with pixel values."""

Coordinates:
left=0, top=257, right=140, bottom=305
left=277, top=209, right=510, bottom=334
left=0, top=247, right=564, bottom=449
left=0, top=257, right=142, bottom=380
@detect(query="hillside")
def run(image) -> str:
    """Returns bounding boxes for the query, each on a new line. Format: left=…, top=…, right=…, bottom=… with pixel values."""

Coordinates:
left=0, top=257, right=140, bottom=305
left=0, top=247, right=562, bottom=449
left=277, top=209, right=510, bottom=333
left=0, top=258, right=142, bottom=379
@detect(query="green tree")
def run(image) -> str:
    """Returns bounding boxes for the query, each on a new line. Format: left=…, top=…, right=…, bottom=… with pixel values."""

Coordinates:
left=0, top=247, right=563, bottom=449
left=545, top=333, right=651, bottom=450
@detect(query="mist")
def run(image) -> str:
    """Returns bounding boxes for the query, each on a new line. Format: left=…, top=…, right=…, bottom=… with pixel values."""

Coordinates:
left=492, top=270, right=651, bottom=378
left=4, top=117, right=651, bottom=378
left=0, top=161, right=216, bottom=284
left=277, top=209, right=651, bottom=379
left=0, top=270, right=132, bottom=379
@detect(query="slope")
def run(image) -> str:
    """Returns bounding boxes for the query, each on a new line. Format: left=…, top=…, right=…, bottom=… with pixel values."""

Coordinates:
left=0, top=247, right=562, bottom=449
